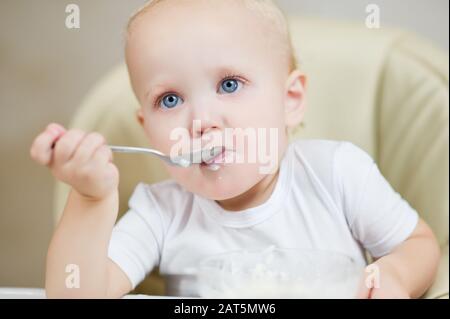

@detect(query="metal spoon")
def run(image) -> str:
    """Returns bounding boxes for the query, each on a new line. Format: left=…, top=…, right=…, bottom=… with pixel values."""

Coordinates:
left=109, top=145, right=224, bottom=168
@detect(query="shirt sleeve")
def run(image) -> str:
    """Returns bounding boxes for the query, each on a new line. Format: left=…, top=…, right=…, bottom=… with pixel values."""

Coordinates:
left=108, top=183, right=166, bottom=289
left=334, top=142, right=419, bottom=258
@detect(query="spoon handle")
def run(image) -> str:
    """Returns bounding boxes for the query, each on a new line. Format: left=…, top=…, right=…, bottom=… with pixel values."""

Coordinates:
left=109, top=145, right=165, bottom=157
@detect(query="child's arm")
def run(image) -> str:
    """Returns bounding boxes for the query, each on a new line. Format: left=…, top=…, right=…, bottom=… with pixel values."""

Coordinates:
left=30, top=123, right=132, bottom=298
left=358, top=218, right=440, bottom=298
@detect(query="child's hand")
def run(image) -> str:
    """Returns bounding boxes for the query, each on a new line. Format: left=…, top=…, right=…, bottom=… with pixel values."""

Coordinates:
left=30, top=123, right=119, bottom=201
left=356, top=263, right=410, bottom=299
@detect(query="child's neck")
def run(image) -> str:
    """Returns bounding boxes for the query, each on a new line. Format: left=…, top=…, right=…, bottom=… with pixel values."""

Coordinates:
left=215, top=168, right=280, bottom=212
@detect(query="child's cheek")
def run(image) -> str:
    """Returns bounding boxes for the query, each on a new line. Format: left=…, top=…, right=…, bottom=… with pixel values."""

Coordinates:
left=142, top=123, right=172, bottom=153
left=164, top=165, right=201, bottom=194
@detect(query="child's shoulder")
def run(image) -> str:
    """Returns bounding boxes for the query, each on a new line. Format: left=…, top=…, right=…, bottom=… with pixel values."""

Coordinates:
left=287, top=139, right=376, bottom=191
left=289, top=138, right=342, bottom=155
left=289, top=138, right=373, bottom=165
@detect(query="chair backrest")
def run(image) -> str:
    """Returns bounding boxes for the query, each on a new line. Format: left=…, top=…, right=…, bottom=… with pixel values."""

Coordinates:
left=54, top=17, right=449, bottom=261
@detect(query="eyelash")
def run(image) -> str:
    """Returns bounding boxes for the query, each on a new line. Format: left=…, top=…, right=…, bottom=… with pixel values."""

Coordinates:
left=221, top=73, right=248, bottom=88
left=152, top=74, right=248, bottom=109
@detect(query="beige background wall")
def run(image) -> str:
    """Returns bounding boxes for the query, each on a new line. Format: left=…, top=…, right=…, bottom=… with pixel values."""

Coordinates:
left=0, top=0, right=448, bottom=288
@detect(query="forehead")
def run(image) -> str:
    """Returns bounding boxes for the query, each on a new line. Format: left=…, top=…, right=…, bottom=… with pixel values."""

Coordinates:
left=126, top=0, right=283, bottom=71
left=129, top=0, right=270, bottom=38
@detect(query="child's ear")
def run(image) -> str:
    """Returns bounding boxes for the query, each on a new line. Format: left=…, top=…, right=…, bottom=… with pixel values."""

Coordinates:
left=136, top=108, right=144, bottom=127
left=284, top=70, right=307, bottom=128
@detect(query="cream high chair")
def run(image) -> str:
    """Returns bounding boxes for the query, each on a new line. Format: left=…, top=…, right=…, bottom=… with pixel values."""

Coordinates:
left=54, top=18, right=449, bottom=298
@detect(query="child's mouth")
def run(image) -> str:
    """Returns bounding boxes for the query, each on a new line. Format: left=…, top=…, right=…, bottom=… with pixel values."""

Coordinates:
left=201, top=148, right=229, bottom=171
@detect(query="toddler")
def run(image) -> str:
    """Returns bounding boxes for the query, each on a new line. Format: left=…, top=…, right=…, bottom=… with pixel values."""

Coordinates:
left=30, top=0, right=440, bottom=298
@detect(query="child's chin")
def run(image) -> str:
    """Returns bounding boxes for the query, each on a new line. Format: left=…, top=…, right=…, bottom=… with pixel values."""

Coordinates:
left=201, top=190, right=243, bottom=201
left=172, top=163, right=265, bottom=199
left=194, top=176, right=260, bottom=201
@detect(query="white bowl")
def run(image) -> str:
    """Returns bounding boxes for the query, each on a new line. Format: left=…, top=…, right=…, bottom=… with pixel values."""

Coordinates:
left=197, top=247, right=363, bottom=298
left=0, top=287, right=46, bottom=299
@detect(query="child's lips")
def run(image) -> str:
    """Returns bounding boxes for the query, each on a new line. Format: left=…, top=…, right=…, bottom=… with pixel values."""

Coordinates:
left=202, top=148, right=232, bottom=165
left=203, top=149, right=224, bottom=164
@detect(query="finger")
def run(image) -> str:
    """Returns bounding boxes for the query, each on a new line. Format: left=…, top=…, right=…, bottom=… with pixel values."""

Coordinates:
left=92, top=145, right=113, bottom=165
left=30, top=132, right=56, bottom=165
left=46, top=123, right=66, bottom=139
left=355, top=273, right=371, bottom=299
left=53, top=129, right=86, bottom=166
left=71, top=132, right=106, bottom=165
left=356, top=284, right=371, bottom=299
left=30, top=124, right=66, bottom=166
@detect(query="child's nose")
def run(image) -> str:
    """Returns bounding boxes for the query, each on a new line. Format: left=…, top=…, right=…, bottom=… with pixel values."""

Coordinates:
left=191, top=119, right=221, bottom=139
left=189, top=97, right=225, bottom=139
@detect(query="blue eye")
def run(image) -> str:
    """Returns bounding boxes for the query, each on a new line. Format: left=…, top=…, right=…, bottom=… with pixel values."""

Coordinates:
left=160, top=94, right=181, bottom=109
left=219, top=79, right=240, bottom=94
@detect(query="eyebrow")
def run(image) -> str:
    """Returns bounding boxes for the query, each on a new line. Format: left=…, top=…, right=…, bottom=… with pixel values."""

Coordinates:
left=144, top=80, right=176, bottom=103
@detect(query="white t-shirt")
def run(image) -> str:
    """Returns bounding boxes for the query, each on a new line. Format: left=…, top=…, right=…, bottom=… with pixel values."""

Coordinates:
left=108, top=139, right=418, bottom=296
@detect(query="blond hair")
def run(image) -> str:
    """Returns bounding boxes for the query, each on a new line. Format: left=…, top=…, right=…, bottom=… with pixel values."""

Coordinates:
left=126, top=0, right=298, bottom=71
